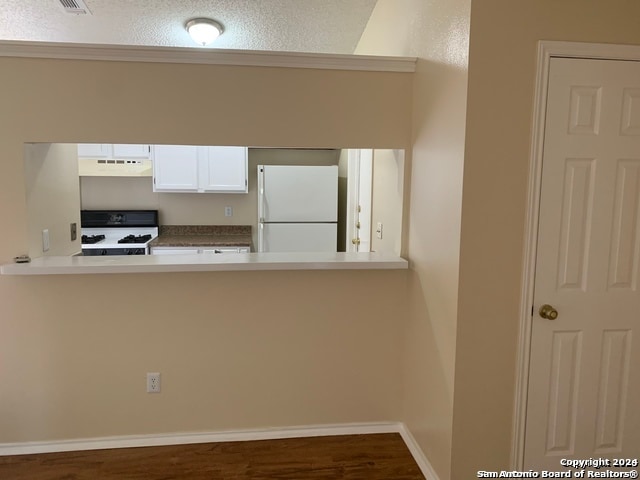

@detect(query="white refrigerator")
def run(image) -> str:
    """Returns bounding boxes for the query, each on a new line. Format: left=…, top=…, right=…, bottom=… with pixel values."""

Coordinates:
left=258, top=165, right=338, bottom=252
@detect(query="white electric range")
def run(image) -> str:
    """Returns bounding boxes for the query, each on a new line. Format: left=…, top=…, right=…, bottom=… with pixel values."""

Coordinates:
left=81, top=210, right=159, bottom=256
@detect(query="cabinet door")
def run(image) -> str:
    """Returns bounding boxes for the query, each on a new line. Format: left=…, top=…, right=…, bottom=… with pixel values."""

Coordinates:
left=201, top=247, right=242, bottom=254
left=152, top=145, right=200, bottom=192
left=77, top=144, right=111, bottom=158
left=200, top=146, right=248, bottom=193
left=112, top=144, right=151, bottom=159
left=151, top=247, right=199, bottom=255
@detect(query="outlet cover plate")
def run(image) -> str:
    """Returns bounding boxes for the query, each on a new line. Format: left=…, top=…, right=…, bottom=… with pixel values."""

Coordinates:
left=146, top=372, right=161, bottom=393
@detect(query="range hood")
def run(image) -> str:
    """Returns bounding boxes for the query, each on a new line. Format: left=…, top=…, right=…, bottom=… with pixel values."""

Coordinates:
left=78, top=158, right=152, bottom=177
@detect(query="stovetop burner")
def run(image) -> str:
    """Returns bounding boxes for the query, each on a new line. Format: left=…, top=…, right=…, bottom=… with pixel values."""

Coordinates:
left=118, top=234, right=152, bottom=244
left=81, top=234, right=105, bottom=244
left=81, top=211, right=158, bottom=255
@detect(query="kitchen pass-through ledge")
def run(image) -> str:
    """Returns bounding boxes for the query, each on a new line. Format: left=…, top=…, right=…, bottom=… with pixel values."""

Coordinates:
left=0, top=252, right=408, bottom=275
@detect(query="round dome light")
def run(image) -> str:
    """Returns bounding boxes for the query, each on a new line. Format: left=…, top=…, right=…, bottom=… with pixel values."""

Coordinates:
left=186, top=18, right=224, bottom=46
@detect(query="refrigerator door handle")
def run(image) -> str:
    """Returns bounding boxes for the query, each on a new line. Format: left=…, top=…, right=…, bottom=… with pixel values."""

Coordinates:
left=258, top=167, right=265, bottom=221
left=257, top=166, right=265, bottom=252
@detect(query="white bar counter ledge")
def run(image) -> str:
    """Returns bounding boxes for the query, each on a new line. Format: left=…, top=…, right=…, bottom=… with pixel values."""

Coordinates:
left=0, top=252, right=408, bottom=275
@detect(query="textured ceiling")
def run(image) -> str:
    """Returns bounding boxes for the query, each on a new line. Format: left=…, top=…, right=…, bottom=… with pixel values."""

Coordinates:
left=0, top=0, right=379, bottom=54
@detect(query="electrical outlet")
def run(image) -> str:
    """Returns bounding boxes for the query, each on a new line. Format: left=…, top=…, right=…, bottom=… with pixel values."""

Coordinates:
left=224, top=206, right=233, bottom=217
left=146, top=372, right=161, bottom=393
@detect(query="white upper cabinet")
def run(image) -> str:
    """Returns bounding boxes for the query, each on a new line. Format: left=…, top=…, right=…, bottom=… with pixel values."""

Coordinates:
left=77, top=143, right=111, bottom=158
left=200, top=146, right=248, bottom=193
left=153, top=145, right=248, bottom=194
left=152, top=145, right=200, bottom=192
left=78, top=144, right=151, bottom=159
left=112, top=144, right=151, bottom=158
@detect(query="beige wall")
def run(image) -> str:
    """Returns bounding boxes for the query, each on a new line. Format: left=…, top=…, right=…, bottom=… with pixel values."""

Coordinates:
left=453, top=1, right=640, bottom=478
left=0, top=58, right=412, bottom=443
left=24, top=143, right=81, bottom=257
left=357, top=0, right=470, bottom=478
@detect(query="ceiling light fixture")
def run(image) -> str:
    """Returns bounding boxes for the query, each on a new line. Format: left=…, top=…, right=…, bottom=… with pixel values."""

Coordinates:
left=185, top=18, right=224, bottom=46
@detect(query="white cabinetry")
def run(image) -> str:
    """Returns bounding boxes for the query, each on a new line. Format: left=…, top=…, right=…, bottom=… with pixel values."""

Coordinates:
left=77, top=144, right=151, bottom=159
left=152, top=146, right=248, bottom=194
left=151, top=246, right=250, bottom=255
left=77, top=143, right=153, bottom=177
left=200, top=147, right=248, bottom=192
left=112, top=144, right=151, bottom=158
left=201, top=247, right=250, bottom=254
left=77, top=144, right=111, bottom=158
left=152, top=145, right=200, bottom=192
left=150, top=247, right=200, bottom=255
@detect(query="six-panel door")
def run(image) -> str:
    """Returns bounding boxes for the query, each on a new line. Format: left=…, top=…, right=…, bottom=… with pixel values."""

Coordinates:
left=526, top=57, right=640, bottom=469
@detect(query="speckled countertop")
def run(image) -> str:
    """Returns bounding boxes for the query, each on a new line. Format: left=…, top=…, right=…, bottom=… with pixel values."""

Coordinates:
left=149, top=225, right=252, bottom=248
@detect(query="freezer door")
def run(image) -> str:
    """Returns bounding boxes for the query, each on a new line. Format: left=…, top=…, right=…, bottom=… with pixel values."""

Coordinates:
left=259, top=165, right=338, bottom=222
left=259, top=223, right=337, bottom=252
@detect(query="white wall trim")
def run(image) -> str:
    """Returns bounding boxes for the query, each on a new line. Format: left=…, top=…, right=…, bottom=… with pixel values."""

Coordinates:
left=398, top=424, right=441, bottom=480
left=512, top=40, right=640, bottom=470
left=0, top=421, right=436, bottom=478
left=511, top=39, right=551, bottom=471
left=0, top=40, right=417, bottom=72
left=0, top=422, right=398, bottom=456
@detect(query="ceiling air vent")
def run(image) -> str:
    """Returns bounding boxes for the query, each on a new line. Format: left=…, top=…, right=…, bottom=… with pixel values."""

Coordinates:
left=57, top=0, right=92, bottom=15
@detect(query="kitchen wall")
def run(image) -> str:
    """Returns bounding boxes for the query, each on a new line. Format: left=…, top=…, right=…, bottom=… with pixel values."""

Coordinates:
left=356, top=0, right=470, bottom=478
left=24, top=143, right=81, bottom=257
left=453, top=1, right=640, bottom=478
left=370, top=149, right=404, bottom=255
left=336, top=149, right=403, bottom=255
left=0, top=58, right=412, bottom=447
left=79, top=148, right=340, bottom=250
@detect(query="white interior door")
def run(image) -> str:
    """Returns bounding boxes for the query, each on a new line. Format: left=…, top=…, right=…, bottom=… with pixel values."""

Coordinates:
left=525, top=58, right=640, bottom=468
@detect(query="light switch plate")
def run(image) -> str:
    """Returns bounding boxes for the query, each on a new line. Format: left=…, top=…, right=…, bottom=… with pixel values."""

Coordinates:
left=376, top=222, right=383, bottom=239
left=42, top=229, right=50, bottom=252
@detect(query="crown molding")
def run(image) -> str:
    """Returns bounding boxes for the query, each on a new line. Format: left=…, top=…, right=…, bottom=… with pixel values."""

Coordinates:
left=0, top=40, right=416, bottom=73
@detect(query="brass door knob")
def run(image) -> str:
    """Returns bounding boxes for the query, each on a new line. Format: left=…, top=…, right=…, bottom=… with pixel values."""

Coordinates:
left=539, top=304, right=558, bottom=320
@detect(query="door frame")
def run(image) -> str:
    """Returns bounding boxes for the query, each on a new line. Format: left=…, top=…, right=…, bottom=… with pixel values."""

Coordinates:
left=346, top=149, right=373, bottom=252
left=512, top=40, right=640, bottom=469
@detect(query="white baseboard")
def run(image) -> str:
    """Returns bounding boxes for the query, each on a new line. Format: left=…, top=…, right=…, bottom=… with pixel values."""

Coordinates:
left=0, top=422, right=437, bottom=479
left=398, top=424, right=441, bottom=480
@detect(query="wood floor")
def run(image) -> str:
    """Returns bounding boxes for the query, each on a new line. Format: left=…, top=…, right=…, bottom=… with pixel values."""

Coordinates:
left=0, top=433, right=425, bottom=479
